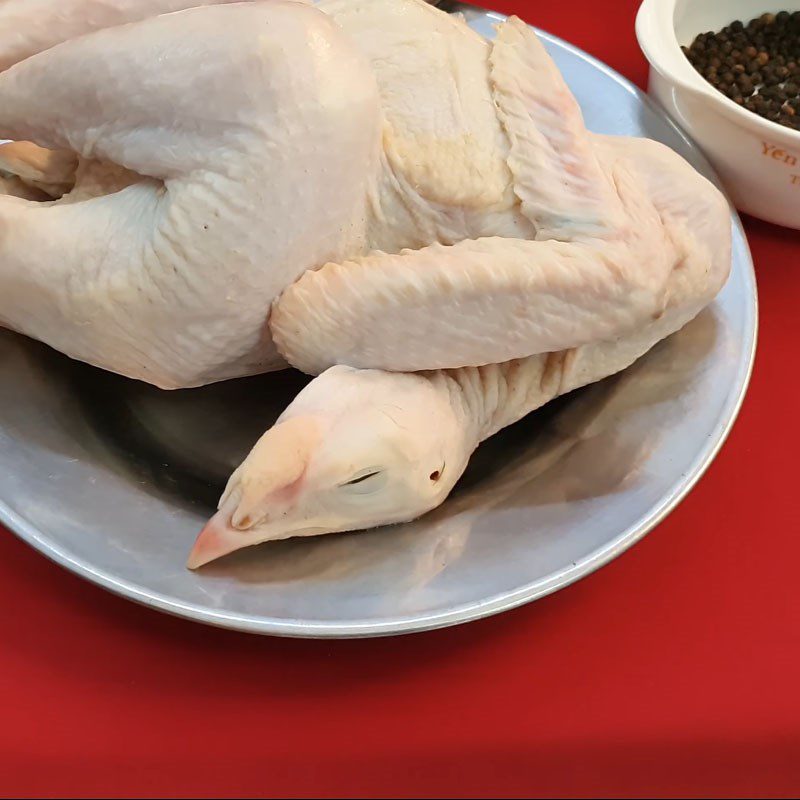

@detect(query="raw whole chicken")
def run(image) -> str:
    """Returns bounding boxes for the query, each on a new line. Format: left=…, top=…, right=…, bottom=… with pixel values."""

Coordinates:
left=0, top=0, right=731, bottom=567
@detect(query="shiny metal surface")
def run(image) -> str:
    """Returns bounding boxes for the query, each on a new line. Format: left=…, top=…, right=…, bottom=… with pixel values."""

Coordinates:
left=0, top=15, right=757, bottom=637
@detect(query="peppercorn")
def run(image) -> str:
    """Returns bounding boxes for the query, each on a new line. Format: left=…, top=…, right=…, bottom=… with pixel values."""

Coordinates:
left=745, top=95, right=762, bottom=113
left=682, top=10, right=800, bottom=131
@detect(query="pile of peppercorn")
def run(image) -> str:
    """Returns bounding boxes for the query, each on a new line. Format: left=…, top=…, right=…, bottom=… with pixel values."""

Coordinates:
left=682, top=11, right=800, bottom=131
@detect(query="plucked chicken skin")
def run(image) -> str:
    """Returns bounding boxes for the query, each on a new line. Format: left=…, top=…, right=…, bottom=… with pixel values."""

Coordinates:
left=0, top=0, right=731, bottom=567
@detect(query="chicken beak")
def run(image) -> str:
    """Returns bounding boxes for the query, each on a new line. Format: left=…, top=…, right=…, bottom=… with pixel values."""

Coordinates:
left=186, top=509, right=249, bottom=570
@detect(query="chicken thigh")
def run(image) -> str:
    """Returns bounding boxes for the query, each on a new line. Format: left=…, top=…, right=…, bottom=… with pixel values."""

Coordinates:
left=0, top=0, right=379, bottom=387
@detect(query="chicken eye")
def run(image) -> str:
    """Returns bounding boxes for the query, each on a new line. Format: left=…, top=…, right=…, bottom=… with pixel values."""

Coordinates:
left=338, top=469, right=387, bottom=496
left=430, top=464, right=445, bottom=482
left=340, top=470, right=382, bottom=487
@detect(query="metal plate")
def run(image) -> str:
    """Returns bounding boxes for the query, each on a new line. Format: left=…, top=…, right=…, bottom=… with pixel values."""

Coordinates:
left=0, top=12, right=757, bottom=637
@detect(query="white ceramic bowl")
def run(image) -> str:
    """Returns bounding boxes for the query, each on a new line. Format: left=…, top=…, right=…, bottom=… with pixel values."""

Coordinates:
left=637, top=0, right=800, bottom=229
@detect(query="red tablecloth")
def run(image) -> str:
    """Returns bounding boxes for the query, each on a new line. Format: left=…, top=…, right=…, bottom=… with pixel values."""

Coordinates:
left=1, top=1, right=798, bottom=797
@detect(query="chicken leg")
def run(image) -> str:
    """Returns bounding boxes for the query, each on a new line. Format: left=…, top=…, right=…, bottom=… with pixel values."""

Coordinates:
left=0, top=1, right=379, bottom=387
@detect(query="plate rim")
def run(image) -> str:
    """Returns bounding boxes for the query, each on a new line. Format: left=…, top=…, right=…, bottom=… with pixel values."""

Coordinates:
left=0, top=21, right=759, bottom=638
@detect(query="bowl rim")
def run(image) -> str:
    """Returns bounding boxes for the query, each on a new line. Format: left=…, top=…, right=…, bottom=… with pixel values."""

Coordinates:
left=636, top=0, right=800, bottom=145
